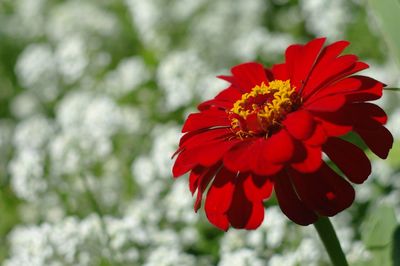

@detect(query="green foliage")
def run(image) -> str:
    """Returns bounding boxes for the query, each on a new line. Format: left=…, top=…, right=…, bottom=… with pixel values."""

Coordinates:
left=368, top=0, right=400, bottom=66
left=362, top=204, right=399, bottom=266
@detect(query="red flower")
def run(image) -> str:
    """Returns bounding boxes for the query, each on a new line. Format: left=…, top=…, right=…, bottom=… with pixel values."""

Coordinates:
left=172, top=38, right=393, bottom=231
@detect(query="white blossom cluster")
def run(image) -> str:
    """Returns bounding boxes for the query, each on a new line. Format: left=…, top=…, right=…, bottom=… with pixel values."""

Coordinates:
left=0, top=0, right=399, bottom=265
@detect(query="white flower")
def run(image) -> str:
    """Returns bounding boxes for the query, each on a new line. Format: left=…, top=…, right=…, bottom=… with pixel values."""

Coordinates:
left=268, top=253, right=297, bottom=266
left=164, top=179, right=197, bottom=224
left=143, top=246, right=196, bottom=266
left=131, top=156, right=157, bottom=187
left=55, top=36, right=88, bottom=84
left=218, top=249, right=265, bottom=266
left=125, top=0, right=168, bottom=52
left=47, top=1, right=117, bottom=42
left=233, top=28, right=293, bottom=62
left=103, top=57, right=151, bottom=97
left=9, top=149, right=47, bottom=200
left=150, top=125, right=181, bottom=177
left=300, top=0, right=349, bottom=40
left=263, top=206, right=287, bottom=248
left=295, top=238, right=322, bottom=265
left=387, top=107, right=400, bottom=139
left=10, top=92, right=40, bottom=119
left=13, top=115, right=54, bottom=151
left=157, top=51, right=208, bottom=111
left=15, top=43, right=59, bottom=101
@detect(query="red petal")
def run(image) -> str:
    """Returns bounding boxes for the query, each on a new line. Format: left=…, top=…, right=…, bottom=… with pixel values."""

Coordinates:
left=272, top=63, right=289, bottom=80
left=263, top=129, right=295, bottom=163
left=292, top=38, right=326, bottom=89
left=189, top=166, right=204, bottom=194
left=182, top=110, right=230, bottom=132
left=285, top=44, right=303, bottom=88
left=309, top=76, right=383, bottom=103
left=314, top=40, right=350, bottom=69
left=188, top=139, right=241, bottom=167
left=274, top=171, right=318, bottom=225
left=173, top=138, right=239, bottom=177
left=348, top=103, right=387, bottom=129
left=323, top=137, right=371, bottom=184
left=355, top=126, right=393, bottom=159
left=198, top=99, right=233, bottom=111
left=205, top=167, right=236, bottom=231
left=180, top=128, right=231, bottom=151
left=242, top=174, right=272, bottom=229
left=172, top=151, right=196, bottom=177
left=283, top=110, right=315, bottom=140
left=193, top=164, right=220, bottom=212
left=230, top=62, right=269, bottom=92
left=226, top=175, right=265, bottom=229
left=215, top=86, right=242, bottom=101
left=217, top=75, right=236, bottom=84
left=290, top=144, right=322, bottom=173
left=305, top=94, right=346, bottom=112
left=305, top=123, right=327, bottom=146
left=345, top=76, right=383, bottom=102
left=249, top=139, right=283, bottom=176
left=223, top=140, right=254, bottom=172
left=289, top=164, right=355, bottom=216
left=250, top=175, right=274, bottom=200
left=304, top=55, right=358, bottom=98
left=313, top=110, right=352, bottom=137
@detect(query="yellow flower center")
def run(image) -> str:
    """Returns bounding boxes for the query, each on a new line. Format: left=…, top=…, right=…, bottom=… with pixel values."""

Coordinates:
left=229, top=80, right=299, bottom=138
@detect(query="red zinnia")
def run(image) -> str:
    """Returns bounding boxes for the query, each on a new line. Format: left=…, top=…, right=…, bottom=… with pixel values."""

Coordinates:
left=172, top=38, right=393, bottom=231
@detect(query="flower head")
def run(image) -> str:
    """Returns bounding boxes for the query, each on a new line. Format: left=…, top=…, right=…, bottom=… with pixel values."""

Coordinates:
left=172, top=38, right=393, bottom=231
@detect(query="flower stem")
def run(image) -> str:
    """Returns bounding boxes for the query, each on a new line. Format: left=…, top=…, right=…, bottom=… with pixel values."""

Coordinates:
left=384, top=87, right=400, bottom=91
left=313, top=217, right=349, bottom=266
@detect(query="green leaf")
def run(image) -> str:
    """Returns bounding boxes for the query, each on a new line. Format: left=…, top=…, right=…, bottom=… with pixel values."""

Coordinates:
left=363, top=204, right=397, bottom=248
left=368, top=0, right=400, bottom=66
left=362, top=204, right=398, bottom=266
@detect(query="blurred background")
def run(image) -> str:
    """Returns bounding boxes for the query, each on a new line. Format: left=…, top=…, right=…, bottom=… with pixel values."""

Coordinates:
left=0, top=0, right=400, bottom=265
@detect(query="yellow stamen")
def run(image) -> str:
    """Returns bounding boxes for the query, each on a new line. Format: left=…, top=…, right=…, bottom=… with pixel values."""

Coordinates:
left=229, top=80, right=298, bottom=138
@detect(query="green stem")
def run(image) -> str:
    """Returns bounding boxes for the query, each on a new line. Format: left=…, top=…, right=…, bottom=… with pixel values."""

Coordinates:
left=384, top=87, right=400, bottom=91
left=313, top=217, right=349, bottom=266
